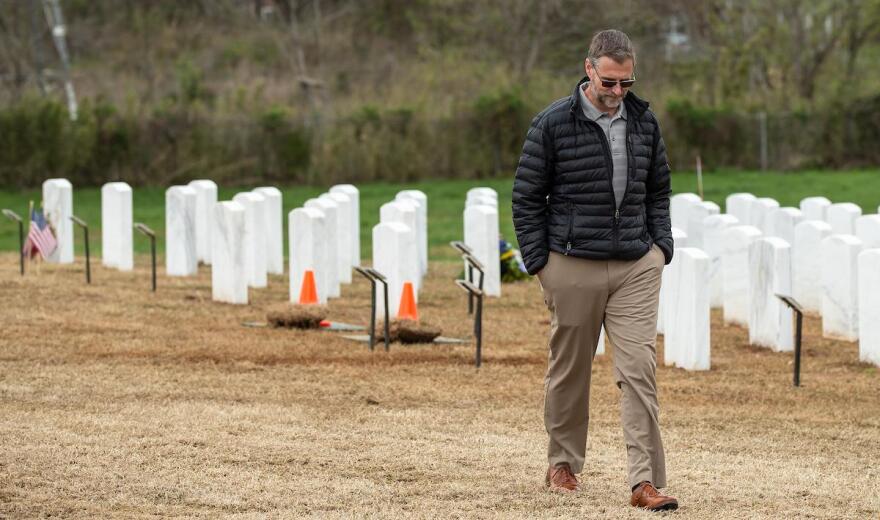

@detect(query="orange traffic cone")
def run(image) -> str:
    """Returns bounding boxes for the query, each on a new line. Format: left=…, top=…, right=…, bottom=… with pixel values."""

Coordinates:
left=298, top=270, right=319, bottom=305
left=397, top=281, right=419, bottom=321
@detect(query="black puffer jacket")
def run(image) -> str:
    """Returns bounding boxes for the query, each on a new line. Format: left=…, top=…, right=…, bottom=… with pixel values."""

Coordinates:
left=512, top=77, right=673, bottom=275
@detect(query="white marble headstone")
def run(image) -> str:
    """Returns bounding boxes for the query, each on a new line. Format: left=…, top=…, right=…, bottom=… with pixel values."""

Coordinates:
left=792, top=220, right=832, bottom=313
left=289, top=207, right=329, bottom=305
left=855, top=215, right=880, bottom=249
left=396, top=190, right=428, bottom=275
left=165, top=186, right=198, bottom=276
left=464, top=204, right=501, bottom=297
left=304, top=198, right=340, bottom=298
left=211, top=201, right=248, bottom=305
left=658, top=227, right=688, bottom=334
left=721, top=225, right=763, bottom=326
left=254, top=187, right=284, bottom=275
left=725, top=193, right=756, bottom=226
left=703, top=214, right=739, bottom=308
left=766, top=207, right=802, bottom=245
left=330, top=184, right=361, bottom=267
left=232, top=192, right=268, bottom=289
left=799, top=196, right=831, bottom=222
left=749, top=197, right=779, bottom=235
left=821, top=234, right=862, bottom=341
left=372, top=221, right=416, bottom=319
left=826, top=202, right=862, bottom=235
left=748, top=238, right=793, bottom=352
left=42, top=178, right=74, bottom=263
left=466, top=187, right=498, bottom=205
left=664, top=247, right=711, bottom=370
left=380, top=200, right=420, bottom=292
left=188, top=179, right=217, bottom=265
left=321, top=192, right=353, bottom=284
left=670, top=193, right=702, bottom=231
left=101, top=182, right=133, bottom=271
left=858, top=249, right=880, bottom=366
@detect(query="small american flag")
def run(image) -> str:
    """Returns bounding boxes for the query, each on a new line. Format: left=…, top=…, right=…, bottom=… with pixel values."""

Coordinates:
left=23, top=208, right=57, bottom=260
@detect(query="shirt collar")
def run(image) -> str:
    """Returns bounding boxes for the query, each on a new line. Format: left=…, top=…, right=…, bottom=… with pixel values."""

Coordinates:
left=579, top=84, right=626, bottom=122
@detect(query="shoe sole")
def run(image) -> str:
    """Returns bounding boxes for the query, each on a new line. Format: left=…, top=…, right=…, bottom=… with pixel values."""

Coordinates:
left=647, top=501, right=678, bottom=512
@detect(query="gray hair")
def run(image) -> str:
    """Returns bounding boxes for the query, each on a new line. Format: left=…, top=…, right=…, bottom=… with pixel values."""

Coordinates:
left=588, top=29, right=635, bottom=65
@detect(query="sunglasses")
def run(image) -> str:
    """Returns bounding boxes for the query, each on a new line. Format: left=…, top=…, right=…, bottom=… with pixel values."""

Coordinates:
left=597, top=76, right=636, bottom=89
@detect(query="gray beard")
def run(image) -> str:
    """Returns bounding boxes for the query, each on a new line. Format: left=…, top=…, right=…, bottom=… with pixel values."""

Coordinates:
left=601, top=95, right=622, bottom=108
left=589, top=84, right=623, bottom=110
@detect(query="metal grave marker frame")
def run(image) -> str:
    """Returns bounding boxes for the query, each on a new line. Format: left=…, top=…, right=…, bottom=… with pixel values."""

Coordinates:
left=354, top=266, right=390, bottom=352
left=134, top=222, right=157, bottom=292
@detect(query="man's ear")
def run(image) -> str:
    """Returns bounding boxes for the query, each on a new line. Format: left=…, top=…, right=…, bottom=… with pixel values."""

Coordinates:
left=584, top=58, right=591, bottom=76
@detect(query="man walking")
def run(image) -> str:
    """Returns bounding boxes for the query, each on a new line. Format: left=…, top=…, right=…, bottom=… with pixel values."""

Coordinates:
left=512, top=29, right=677, bottom=511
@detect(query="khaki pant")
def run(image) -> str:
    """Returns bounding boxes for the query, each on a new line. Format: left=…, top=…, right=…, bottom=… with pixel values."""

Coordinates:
left=537, top=245, right=667, bottom=489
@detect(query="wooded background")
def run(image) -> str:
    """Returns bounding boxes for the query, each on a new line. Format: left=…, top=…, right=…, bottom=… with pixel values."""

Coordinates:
left=2, top=0, right=879, bottom=187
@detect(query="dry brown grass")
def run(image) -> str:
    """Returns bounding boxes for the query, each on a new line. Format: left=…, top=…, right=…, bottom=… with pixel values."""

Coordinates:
left=0, top=253, right=878, bottom=519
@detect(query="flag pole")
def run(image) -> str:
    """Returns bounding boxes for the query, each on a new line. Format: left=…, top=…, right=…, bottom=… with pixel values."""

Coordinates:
left=36, top=199, right=46, bottom=275
left=26, top=200, right=34, bottom=274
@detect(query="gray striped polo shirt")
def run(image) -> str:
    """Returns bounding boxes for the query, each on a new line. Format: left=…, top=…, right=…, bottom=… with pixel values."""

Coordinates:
left=578, top=85, right=627, bottom=209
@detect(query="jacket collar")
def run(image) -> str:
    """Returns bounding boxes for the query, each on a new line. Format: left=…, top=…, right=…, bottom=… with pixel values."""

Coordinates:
left=569, top=76, right=649, bottom=120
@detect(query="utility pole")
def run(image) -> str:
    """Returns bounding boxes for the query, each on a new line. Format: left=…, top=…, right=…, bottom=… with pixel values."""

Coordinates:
left=42, top=0, right=77, bottom=121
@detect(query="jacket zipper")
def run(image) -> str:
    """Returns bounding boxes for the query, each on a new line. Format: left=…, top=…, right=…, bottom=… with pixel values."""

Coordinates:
left=586, top=119, right=619, bottom=253
left=565, top=202, right=573, bottom=255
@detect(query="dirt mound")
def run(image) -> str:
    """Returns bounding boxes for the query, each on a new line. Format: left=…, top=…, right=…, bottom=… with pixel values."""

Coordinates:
left=376, top=319, right=442, bottom=344
left=266, top=305, right=328, bottom=329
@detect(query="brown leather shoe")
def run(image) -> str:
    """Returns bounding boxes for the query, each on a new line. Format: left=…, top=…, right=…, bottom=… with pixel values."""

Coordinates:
left=630, top=481, right=678, bottom=511
left=544, top=463, right=580, bottom=493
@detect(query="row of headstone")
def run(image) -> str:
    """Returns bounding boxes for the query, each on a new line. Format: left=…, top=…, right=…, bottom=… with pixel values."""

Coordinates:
left=656, top=206, right=713, bottom=369
left=658, top=205, right=714, bottom=370
left=164, top=182, right=285, bottom=285
left=670, top=192, right=720, bottom=249
left=288, top=185, right=361, bottom=305
left=663, top=190, right=880, bottom=369
left=99, top=180, right=210, bottom=274
left=717, top=193, right=880, bottom=365
left=371, top=190, right=428, bottom=318
left=39, top=179, right=366, bottom=307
